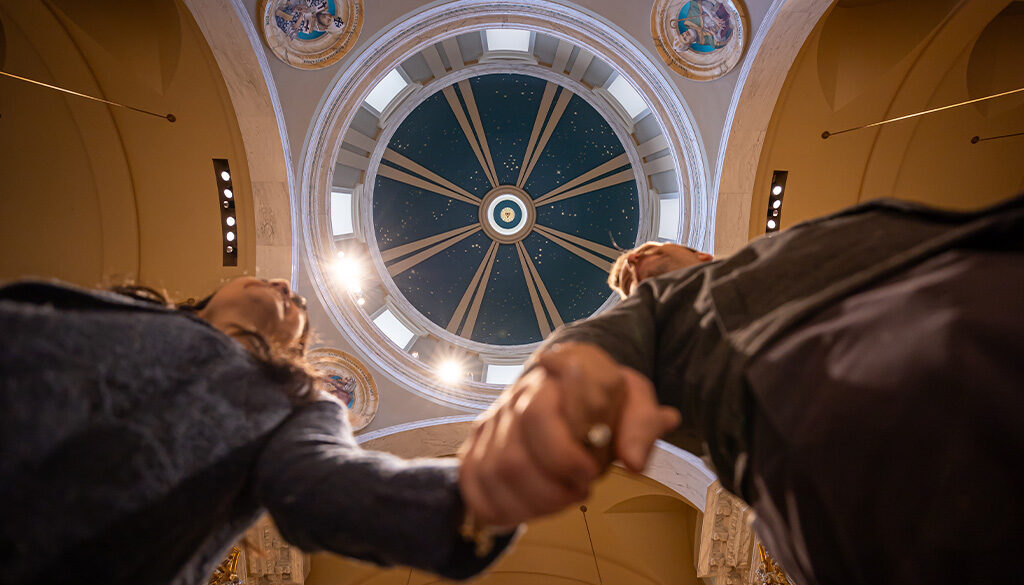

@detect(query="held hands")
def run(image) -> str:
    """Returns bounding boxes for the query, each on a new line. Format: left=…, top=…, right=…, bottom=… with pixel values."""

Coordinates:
left=457, top=343, right=681, bottom=531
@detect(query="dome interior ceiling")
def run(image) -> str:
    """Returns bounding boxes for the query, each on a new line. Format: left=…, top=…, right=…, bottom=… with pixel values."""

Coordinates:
left=373, top=73, right=639, bottom=346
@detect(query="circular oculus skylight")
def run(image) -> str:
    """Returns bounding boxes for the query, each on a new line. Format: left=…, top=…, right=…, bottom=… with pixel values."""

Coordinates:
left=371, top=73, right=641, bottom=346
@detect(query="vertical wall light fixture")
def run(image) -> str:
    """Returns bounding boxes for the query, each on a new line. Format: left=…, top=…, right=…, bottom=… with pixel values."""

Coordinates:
left=766, top=171, right=787, bottom=235
left=213, top=159, right=238, bottom=266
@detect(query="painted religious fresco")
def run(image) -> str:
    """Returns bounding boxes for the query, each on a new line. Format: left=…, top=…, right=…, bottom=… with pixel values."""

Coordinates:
left=259, top=0, right=363, bottom=70
left=308, top=348, right=379, bottom=431
left=651, top=0, right=748, bottom=81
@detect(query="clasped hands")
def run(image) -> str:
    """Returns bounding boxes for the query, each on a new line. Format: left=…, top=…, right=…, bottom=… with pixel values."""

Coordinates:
left=457, top=342, right=681, bottom=531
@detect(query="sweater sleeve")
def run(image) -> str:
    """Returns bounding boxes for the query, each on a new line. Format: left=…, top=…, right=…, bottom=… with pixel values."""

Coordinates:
left=253, top=399, right=515, bottom=580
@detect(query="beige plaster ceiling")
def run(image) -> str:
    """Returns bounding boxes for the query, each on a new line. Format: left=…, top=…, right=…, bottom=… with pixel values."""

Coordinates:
left=306, top=466, right=702, bottom=585
left=749, top=0, right=1024, bottom=238
left=0, top=0, right=256, bottom=299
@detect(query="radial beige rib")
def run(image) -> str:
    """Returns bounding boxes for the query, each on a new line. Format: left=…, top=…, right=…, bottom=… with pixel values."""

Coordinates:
left=536, top=169, right=635, bottom=207
left=442, top=86, right=498, bottom=189
left=387, top=226, right=482, bottom=276
left=377, top=163, right=479, bottom=206
left=514, top=242, right=552, bottom=338
left=518, top=89, right=574, bottom=189
left=518, top=241, right=564, bottom=329
left=458, top=80, right=500, bottom=188
left=516, top=82, right=558, bottom=187
left=447, top=241, right=499, bottom=334
left=534, top=153, right=630, bottom=205
left=534, top=226, right=612, bottom=272
left=460, top=241, right=501, bottom=338
left=533, top=224, right=620, bottom=260
left=383, top=149, right=480, bottom=203
left=382, top=223, right=479, bottom=263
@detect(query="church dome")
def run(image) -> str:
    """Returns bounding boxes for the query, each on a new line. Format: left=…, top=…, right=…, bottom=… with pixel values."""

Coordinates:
left=301, top=1, right=708, bottom=408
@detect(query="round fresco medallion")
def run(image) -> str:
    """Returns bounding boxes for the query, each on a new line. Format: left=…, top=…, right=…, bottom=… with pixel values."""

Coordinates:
left=308, top=348, right=379, bottom=430
left=259, top=0, right=363, bottom=70
left=651, top=0, right=748, bottom=81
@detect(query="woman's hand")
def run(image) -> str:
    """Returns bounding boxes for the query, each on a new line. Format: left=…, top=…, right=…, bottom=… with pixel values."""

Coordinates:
left=457, top=343, right=680, bottom=530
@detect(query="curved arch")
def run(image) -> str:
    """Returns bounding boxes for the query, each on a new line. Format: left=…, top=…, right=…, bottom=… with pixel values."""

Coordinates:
left=357, top=417, right=716, bottom=511
left=182, top=0, right=295, bottom=282
left=712, top=0, right=832, bottom=256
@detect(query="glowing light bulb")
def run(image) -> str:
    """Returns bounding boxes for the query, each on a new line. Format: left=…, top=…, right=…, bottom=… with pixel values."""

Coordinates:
left=221, top=171, right=231, bottom=181
left=224, top=189, right=233, bottom=199
left=772, top=199, right=782, bottom=209
left=226, top=231, right=236, bottom=242
left=767, top=220, right=777, bottom=229
left=772, top=185, right=783, bottom=195
left=438, top=360, right=463, bottom=384
left=356, top=297, right=366, bottom=306
left=226, top=216, right=236, bottom=226
left=332, top=256, right=363, bottom=292
left=337, top=250, right=345, bottom=258
left=411, top=351, right=419, bottom=358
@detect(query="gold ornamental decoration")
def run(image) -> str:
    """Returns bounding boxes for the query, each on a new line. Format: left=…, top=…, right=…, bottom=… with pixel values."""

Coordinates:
left=651, top=0, right=748, bottom=81
left=755, top=544, right=792, bottom=585
left=208, top=547, right=243, bottom=585
left=259, top=0, right=363, bottom=70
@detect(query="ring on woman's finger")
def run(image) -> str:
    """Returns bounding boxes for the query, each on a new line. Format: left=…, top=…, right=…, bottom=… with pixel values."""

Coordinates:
left=584, top=423, right=612, bottom=449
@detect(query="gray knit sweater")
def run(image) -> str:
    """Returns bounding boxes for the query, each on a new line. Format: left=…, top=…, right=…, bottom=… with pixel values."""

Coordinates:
left=0, top=282, right=509, bottom=585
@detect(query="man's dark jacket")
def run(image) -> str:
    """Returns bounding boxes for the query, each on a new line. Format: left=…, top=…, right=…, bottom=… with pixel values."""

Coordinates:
left=535, top=193, right=1024, bottom=493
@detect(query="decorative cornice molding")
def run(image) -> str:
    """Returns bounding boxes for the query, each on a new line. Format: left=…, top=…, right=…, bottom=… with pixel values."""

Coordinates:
left=697, top=481, right=756, bottom=585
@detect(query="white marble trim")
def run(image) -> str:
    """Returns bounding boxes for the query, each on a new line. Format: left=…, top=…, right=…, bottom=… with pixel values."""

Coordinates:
left=358, top=417, right=717, bottom=511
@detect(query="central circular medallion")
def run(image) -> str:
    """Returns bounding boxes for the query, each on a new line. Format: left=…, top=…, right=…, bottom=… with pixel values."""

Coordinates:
left=479, top=185, right=535, bottom=243
left=500, top=207, right=515, bottom=223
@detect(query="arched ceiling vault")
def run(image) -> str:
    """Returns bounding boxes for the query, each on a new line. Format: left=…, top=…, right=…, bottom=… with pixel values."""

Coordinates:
left=0, top=0, right=274, bottom=298
left=748, top=0, right=1024, bottom=237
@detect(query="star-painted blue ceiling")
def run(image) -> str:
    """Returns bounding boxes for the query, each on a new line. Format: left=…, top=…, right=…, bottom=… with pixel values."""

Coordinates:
left=373, top=73, right=639, bottom=345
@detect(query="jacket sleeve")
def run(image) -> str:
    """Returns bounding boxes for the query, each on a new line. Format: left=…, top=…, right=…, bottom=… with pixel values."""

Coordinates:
left=522, top=273, right=708, bottom=454
left=253, top=399, right=515, bottom=580
left=525, top=283, right=661, bottom=381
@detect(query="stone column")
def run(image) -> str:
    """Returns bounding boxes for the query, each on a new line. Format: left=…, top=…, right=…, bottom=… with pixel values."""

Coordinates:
left=696, top=481, right=756, bottom=585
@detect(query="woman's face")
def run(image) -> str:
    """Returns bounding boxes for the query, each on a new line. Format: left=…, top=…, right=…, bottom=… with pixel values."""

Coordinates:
left=199, top=277, right=308, bottom=351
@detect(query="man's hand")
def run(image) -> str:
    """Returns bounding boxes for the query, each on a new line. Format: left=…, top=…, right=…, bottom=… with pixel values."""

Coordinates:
left=457, top=343, right=680, bottom=530
left=538, top=343, right=680, bottom=472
